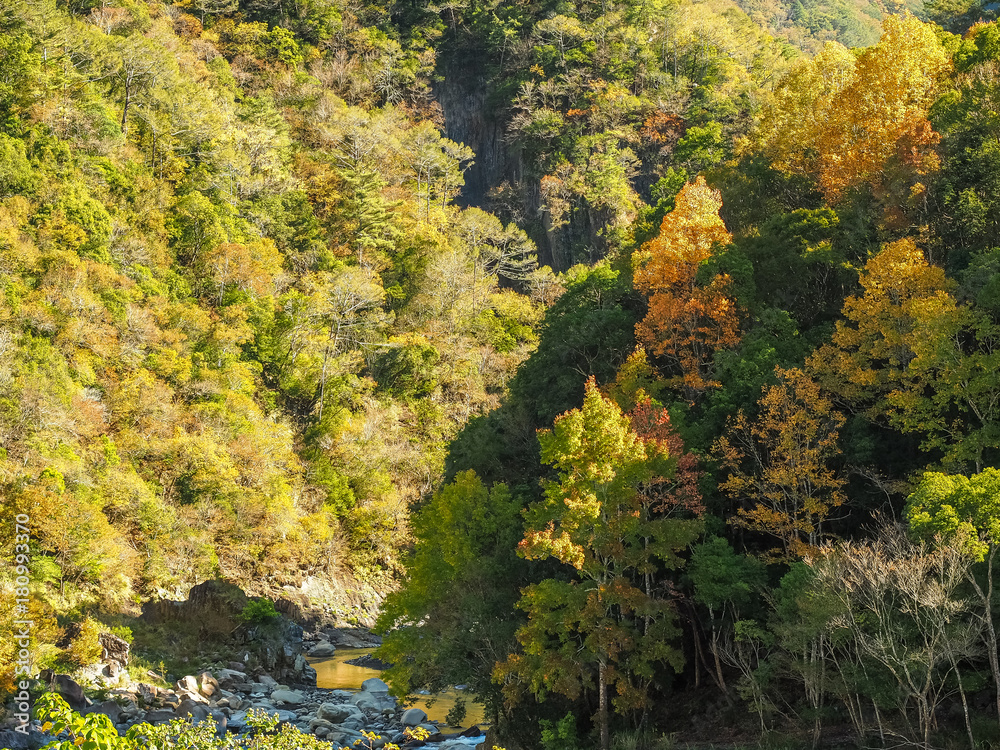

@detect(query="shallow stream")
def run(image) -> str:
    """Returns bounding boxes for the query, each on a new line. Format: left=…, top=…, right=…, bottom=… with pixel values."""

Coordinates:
left=308, top=648, right=487, bottom=731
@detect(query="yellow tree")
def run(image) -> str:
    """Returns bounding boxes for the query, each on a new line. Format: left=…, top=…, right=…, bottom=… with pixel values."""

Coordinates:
left=752, top=16, right=950, bottom=203
left=808, top=238, right=956, bottom=418
left=715, top=367, right=846, bottom=561
left=811, top=238, right=1000, bottom=469
left=814, top=14, right=951, bottom=200
left=500, top=380, right=702, bottom=750
left=634, top=176, right=738, bottom=398
left=753, top=42, right=856, bottom=176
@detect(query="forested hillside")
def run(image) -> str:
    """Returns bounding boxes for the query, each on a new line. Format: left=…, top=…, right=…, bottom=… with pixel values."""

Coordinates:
left=6, top=0, right=1000, bottom=747
left=0, top=0, right=550, bottom=684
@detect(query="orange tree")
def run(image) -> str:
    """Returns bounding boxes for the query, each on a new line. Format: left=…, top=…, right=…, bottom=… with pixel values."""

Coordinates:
left=634, top=176, right=738, bottom=400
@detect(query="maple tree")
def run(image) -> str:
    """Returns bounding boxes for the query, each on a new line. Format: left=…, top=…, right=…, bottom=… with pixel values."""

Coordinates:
left=498, top=379, right=702, bottom=750
left=634, top=176, right=739, bottom=398
left=716, top=367, right=846, bottom=561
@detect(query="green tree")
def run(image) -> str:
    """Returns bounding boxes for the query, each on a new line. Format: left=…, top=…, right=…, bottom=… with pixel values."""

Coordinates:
left=906, top=468, right=1000, bottom=727
left=499, top=379, right=702, bottom=750
left=375, top=470, right=524, bottom=720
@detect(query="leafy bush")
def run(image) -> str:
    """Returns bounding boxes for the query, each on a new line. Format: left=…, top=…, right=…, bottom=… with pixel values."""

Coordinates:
left=238, top=598, right=279, bottom=625
left=66, top=618, right=103, bottom=668
left=38, top=695, right=332, bottom=749
left=539, top=712, right=578, bottom=750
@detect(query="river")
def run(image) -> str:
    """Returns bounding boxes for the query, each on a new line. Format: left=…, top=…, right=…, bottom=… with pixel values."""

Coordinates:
left=308, top=648, right=487, bottom=731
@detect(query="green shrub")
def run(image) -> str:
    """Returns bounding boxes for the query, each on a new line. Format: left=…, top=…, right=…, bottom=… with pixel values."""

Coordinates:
left=66, top=618, right=103, bottom=668
left=38, top=694, right=332, bottom=749
left=539, top=712, right=579, bottom=750
left=238, top=598, right=279, bottom=625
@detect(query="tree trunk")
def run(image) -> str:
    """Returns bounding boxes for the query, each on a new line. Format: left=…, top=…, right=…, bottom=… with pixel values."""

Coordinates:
left=966, top=545, right=1000, bottom=727
left=121, top=86, right=131, bottom=135
left=987, top=545, right=1000, bottom=726
left=599, top=661, right=610, bottom=750
left=952, top=658, right=975, bottom=749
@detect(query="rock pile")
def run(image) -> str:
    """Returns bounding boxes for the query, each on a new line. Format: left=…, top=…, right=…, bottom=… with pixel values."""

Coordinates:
left=27, top=669, right=484, bottom=750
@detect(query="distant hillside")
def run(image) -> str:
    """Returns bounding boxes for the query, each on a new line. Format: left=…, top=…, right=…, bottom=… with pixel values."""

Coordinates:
left=732, top=0, right=922, bottom=51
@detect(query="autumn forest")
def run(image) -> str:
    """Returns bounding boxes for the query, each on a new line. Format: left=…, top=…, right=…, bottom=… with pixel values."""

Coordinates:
left=4, top=0, right=1000, bottom=745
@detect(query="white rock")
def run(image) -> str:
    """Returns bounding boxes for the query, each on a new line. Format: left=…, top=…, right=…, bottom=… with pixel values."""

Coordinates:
left=308, top=642, right=336, bottom=657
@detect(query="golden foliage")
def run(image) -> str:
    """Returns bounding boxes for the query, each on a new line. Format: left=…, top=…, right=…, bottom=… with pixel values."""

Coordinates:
left=753, top=15, right=951, bottom=202
left=716, top=367, right=846, bottom=561
left=634, top=177, right=738, bottom=396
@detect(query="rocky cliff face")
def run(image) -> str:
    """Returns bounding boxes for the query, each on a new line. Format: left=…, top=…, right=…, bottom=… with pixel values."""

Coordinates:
left=437, top=63, right=617, bottom=272
left=435, top=65, right=514, bottom=209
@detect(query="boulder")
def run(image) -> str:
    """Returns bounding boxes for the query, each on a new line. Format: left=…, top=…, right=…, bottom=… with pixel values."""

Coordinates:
left=83, top=700, right=123, bottom=725
left=0, top=726, right=49, bottom=749
left=351, top=692, right=380, bottom=711
left=215, top=668, right=247, bottom=688
left=160, top=692, right=181, bottom=709
left=119, top=701, right=142, bottom=720
left=176, top=699, right=212, bottom=722
left=143, top=709, right=177, bottom=725
left=257, top=674, right=279, bottom=689
left=274, top=709, right=298, bottom=723
left=308, top=642, right=335, bottom=657
left=332, top=631, right=370, bottom=648
left=270, top=689, right=306, bottom=705
left=361, top=678, right=390, bottom=694
left=198, top=672, right=219, bottom=697
left=52, top=675, right=90, bottom=710
left=136, top=683, right=158, bottom=707
left=227, top=711, right=248, bottom=731
left=175, top=676, right=199, bottom=694
left=401, top=708, right=427, bottom=727
left=317, top=702, right=363, bottom=723
left=212, top=710, right=228, bottom=736
left=177, top=689, right=209, bottom=705
left=309, top=717, right=336, bottom=733
left=98, top=632, right=130, bottom=667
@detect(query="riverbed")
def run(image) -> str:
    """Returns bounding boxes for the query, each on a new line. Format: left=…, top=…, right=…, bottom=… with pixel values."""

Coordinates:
left=308, top=648, right=487, bottom=731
